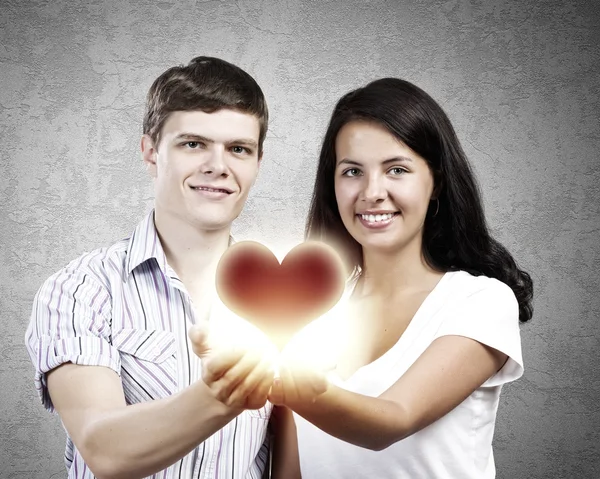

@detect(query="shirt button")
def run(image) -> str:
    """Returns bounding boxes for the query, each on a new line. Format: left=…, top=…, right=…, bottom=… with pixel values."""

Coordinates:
left=153, top=347, right=162, bottom=357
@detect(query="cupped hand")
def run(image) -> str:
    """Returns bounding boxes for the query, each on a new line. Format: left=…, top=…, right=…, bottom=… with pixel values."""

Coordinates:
left=189, top=323, right=275, bottom=411
left=267, top=356, right=332, bottom=408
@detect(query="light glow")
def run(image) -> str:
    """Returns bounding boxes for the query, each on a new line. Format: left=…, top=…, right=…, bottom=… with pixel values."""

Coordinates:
left=207, top=292, right=350, bottom=378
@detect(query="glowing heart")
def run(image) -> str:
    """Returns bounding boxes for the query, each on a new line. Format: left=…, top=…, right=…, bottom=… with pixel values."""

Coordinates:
left=216, top=241, right=346, bottom=349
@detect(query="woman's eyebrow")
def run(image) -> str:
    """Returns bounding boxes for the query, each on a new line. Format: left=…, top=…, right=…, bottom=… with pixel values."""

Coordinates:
left=338, top=156, right=413, bottom=166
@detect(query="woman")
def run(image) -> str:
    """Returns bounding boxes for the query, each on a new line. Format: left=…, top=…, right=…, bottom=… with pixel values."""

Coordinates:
left=268, top=78, right=533, bottom=478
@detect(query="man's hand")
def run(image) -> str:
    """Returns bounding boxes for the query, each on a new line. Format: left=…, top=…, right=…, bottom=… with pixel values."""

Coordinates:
left=189, top=323, right=274, bottom=411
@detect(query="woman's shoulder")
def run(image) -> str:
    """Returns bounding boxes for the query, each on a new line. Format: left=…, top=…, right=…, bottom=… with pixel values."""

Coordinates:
left=437, top=271, right=518, bottom=319
left=445, top=270, right=516, bottom=302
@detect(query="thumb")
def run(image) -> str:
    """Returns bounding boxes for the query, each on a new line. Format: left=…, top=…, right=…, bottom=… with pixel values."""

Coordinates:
left=188, top=323, right=212, bottom=359
left=267, top=377, right=285, bottom=406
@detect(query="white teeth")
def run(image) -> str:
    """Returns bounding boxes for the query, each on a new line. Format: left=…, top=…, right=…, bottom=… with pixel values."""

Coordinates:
left=193, top=186, right=227, bottom=193
left=360, top=213, right=395, bottom=222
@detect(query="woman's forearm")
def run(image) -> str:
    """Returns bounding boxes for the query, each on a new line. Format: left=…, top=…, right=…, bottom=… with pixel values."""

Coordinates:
left=270, top=406, right=301, bottom=479
left=290, top=385, right=409, bottom=451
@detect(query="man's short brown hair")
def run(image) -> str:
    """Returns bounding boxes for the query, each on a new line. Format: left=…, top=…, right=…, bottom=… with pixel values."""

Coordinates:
left=143, top=56, right=269, bottom=153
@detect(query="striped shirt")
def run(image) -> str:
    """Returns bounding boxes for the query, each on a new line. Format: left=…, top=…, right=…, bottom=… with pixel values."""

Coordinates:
left=24, top=210, right=272, bottom=479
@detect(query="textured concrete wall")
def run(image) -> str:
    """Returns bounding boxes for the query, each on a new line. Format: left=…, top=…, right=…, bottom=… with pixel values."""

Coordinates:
left=1, top=0, right=598, bottom=477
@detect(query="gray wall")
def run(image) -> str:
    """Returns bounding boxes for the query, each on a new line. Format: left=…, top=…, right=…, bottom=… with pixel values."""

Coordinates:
left=1, top=0, right=598, bottom=477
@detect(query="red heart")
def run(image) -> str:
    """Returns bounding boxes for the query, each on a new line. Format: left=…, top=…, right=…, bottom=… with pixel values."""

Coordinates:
left=215, top=241, right=346, bottom=349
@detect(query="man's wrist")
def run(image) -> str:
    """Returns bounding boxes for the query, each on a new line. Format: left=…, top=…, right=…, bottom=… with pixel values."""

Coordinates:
left=191, top=379, right=245, bottom=421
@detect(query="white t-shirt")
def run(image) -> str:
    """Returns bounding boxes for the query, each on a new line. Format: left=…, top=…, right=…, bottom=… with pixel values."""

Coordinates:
left=292, top=270, right=524, bottom=478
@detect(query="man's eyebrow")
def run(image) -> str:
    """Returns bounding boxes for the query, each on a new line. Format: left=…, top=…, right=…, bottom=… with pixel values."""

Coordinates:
left=338, top=156, right=413, bottom=166
left=228, top=138, right=258, bottom=149
left=173, top=133, right=258, bottom=149
left=173, top=133, right=214, bottom=143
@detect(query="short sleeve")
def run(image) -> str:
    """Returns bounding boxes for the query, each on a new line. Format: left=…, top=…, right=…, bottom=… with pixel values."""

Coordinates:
left=433, top=279, right=524, bottom=387
left=24, top=265, right=121, bottom=412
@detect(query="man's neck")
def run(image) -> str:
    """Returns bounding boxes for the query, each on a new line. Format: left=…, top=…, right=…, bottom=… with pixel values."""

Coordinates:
left=153, top=209, right=231, bottom=295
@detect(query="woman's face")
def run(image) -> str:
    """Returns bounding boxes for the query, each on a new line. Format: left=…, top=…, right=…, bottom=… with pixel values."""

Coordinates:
left=334, top=120, right=435, bottom=257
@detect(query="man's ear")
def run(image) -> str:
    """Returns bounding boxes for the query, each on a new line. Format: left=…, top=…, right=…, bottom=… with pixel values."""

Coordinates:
left=141, top=134, right=158, bottom=178
left=252, top=150, right=263, bottom=186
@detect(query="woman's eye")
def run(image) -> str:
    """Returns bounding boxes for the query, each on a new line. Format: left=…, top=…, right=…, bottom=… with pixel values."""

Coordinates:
left=343, top=168, right=361, bottom=177
left=389, top=167, right=406, bottom=175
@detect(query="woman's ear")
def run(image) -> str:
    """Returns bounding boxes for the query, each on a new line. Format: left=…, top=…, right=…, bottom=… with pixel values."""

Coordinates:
left=432, top=171, right=444, bottom=200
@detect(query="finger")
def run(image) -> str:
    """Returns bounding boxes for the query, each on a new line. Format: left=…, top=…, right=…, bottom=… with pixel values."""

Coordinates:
left=190, top=322, right=233, bottom=359
left=202, top=347, right=245, bottom=384
left=320, top=359, right=337, bottom=374
left=280, top=363, right=300, bottom=406
left=214, top=349, right=262, bottom=401
left=267, top=376, right=285, bottom=406
left=267, top=358, right=282, bottom=403
left=282, top=361, right=327, bottom=405
left=228, top=356, right=273, bottom=407
left=297, top=363, right=329, bottom=398
left=189, top=324, right=212, bottom=359
left=245, top=360, right=275, bottom=408
left=306, top=370, right=329, bottom=399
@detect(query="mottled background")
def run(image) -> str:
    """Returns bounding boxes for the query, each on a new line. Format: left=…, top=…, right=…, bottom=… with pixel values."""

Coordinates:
left=1, top=0, right=598, bottom=477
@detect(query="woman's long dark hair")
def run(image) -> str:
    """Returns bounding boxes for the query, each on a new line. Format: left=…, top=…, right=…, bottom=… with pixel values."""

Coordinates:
left=306, top=78, right=533, bottom=323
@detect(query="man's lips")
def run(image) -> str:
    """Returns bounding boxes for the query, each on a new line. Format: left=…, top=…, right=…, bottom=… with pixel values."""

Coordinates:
left=190, top=185, right=234, bottom=194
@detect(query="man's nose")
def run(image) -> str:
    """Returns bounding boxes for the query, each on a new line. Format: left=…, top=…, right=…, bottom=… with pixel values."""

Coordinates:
left=200, top=146, right=228, bottom=177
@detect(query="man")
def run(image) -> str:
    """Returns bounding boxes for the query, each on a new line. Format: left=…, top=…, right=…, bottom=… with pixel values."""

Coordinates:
left=25, top=56, right=275, bottom=479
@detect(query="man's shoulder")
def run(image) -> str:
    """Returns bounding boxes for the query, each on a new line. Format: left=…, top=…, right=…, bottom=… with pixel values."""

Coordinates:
left=48, top=236, right=131, bottom=287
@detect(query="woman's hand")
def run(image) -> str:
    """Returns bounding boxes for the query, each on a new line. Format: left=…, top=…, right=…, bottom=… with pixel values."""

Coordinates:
left=189, top=323, right=274, bottom=411
left=268, top=357, right=331, bottom=408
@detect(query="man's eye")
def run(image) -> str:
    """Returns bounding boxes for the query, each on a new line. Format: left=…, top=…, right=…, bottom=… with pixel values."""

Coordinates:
left=232, top=146, right=249, bottom=154
left=184, top=141, right=202, bottom=149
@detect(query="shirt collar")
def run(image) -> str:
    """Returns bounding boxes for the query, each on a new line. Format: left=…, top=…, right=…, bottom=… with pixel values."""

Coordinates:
left=125, top=210, right=169, bottom=280
left=124, top=209, right=237, bottom=281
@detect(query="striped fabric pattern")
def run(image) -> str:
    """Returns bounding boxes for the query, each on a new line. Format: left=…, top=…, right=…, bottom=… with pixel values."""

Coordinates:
left=25, top=210, right=272, bottom=478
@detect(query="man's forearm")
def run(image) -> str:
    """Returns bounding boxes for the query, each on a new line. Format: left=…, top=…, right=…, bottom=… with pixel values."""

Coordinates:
left=82, top=380, right=239, bottom=479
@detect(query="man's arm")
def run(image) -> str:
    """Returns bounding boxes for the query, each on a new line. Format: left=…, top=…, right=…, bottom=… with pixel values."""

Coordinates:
left=48, top=329, right=273, bottom=479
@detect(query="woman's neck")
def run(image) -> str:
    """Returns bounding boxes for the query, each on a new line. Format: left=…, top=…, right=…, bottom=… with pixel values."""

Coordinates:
left=357, top=240, right=443, bottom=298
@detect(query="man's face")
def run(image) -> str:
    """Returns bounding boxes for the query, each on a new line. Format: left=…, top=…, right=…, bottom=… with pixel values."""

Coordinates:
left=142, top=109, right=261, bottom=231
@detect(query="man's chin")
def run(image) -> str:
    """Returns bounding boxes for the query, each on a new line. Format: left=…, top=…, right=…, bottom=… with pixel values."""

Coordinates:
left=192, top=218, right=234, bottom=232
left=190, top=209, right=241, bottom=231
left=157, top=204, right=241, bottom=233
